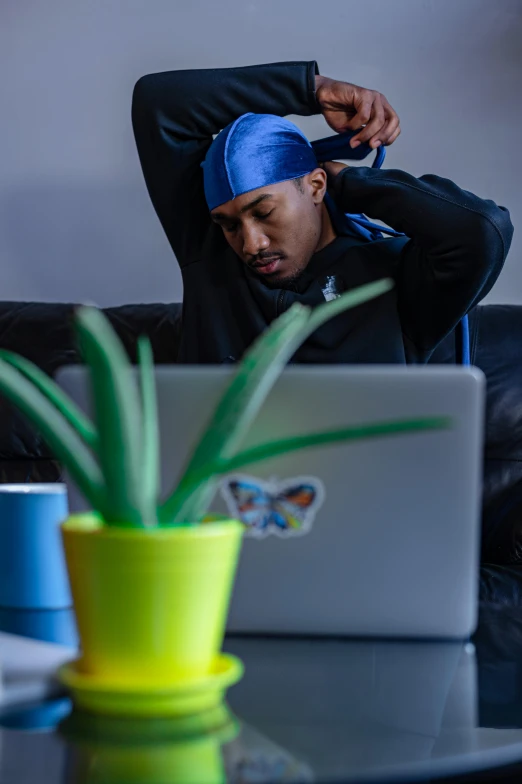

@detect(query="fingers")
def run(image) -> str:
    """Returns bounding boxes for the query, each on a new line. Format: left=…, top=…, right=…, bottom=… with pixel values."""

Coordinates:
left=350, top=94, right=386, bottom=148
left=342, top=99, right=373, bottom=132
left=370, top=97, right=400, bottom=147
left=322, top=109, right=355, bottom=135
left=370, top=114, right=401, bottom=148
left=317, top=80, right=401, bottom=148
left=386, top=125, right=401, bottom=146
left=350, top=93, right=400, bottom=149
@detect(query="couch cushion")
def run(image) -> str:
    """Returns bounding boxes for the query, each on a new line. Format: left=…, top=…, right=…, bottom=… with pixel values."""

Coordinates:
left=471, top=307, right=522, bottom=562
left=429, top=305, right=522, bottom=562
left=0, top=302, right=182, bottom=464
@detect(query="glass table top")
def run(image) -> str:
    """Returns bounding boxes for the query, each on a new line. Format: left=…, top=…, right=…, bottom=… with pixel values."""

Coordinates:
left=1, top=605, right=522, bottom=783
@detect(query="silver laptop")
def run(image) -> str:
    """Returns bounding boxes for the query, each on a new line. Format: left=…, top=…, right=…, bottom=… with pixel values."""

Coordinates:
left=57, top=365, right=485, bottom=639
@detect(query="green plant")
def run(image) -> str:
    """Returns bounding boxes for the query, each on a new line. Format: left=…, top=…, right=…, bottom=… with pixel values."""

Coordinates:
left=0, top=278, right=450, bottom=527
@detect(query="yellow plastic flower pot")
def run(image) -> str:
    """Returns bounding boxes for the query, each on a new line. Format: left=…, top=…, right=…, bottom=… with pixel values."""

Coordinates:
left=60, top=514, right=243, bottom=713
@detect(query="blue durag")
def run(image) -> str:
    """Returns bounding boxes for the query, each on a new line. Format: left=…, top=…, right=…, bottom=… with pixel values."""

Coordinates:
left=201, top=113, right=469, bottom=363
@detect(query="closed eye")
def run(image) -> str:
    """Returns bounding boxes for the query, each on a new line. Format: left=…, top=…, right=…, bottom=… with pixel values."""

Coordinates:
left=220, top=210, right=273, bottom=233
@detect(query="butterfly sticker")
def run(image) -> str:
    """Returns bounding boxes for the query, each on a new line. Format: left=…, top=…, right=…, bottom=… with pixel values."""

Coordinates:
left=220, top=474, right=325, bottom=538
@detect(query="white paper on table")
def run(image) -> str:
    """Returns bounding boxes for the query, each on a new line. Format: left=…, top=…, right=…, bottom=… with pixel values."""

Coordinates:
left=0, top=632, right=76, bottom=706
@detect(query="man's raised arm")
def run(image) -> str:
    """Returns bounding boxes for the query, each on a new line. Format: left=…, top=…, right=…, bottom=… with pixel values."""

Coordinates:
left=131, top=62, right=319, bottom=267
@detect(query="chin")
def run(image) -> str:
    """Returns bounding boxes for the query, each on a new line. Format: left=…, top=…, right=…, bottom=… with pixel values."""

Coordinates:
left=249, top=257, right=304, bottom=287
left=263, top=271, right=298, bottom=288
left=278, top=268, right=304, bottom=285
left=270, top=262, right=303, bottom=284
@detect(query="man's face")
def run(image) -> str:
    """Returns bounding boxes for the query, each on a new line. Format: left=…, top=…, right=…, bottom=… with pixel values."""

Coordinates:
left=210, top=170, right=328, bottom=285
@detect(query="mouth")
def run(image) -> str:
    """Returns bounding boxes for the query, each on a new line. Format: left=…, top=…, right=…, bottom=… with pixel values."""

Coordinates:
left=251, top=257, right=283, bottom=276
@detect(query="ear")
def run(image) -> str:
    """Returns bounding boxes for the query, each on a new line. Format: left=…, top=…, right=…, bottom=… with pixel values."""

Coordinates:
left=304, top=168, right=328, bottom=205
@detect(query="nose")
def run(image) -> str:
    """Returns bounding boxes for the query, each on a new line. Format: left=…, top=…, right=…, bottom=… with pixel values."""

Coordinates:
left=242, top=223, right=270, bottom=258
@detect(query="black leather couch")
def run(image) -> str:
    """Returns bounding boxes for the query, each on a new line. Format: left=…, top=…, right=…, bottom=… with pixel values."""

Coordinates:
left=0, top=300, right=521, bottom=603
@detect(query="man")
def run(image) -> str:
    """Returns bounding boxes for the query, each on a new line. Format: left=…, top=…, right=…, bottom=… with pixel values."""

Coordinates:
left=132, top=61, right=513, bottom=364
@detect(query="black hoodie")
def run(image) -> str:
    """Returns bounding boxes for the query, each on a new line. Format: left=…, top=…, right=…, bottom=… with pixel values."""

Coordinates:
left=131, top=61, right=513, bottom=364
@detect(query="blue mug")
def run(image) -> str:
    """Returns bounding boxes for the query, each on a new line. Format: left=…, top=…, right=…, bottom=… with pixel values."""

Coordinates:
left=0, top=484, right=72, bottom=609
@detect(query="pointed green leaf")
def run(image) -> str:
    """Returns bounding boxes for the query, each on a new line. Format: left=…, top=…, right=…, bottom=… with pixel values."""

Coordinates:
left=0, top=359, right=105, bottom=510
left=0, top=350, right=97, bottom=449
left=217, top=416, right=451, bottom=476
left=74, top=307, right=146, bottom=527
left=168, top=416, right=451, bottom=494
left=159, top=303, right=310, bottom=523
left=137, top=336, right=159, bottom=523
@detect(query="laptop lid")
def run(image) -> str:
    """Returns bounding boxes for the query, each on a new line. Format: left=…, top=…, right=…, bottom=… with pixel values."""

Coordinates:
left=57, top=365, right=485, bottom=639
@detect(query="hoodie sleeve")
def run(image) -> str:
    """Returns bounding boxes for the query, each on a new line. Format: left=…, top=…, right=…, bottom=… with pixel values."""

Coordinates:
left=132, top=61, right=319, bottom=269
left=333, top=166, right=514, bottom=353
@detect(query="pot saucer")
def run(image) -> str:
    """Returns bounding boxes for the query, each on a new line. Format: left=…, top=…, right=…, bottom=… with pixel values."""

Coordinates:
left=57, top=653, right=243, bottom=717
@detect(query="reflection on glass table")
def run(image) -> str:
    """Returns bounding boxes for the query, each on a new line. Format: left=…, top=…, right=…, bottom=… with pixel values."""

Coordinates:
left=3, top=620, right=522, bottom=782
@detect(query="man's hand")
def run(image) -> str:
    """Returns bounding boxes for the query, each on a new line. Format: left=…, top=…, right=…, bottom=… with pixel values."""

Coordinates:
left=315, top=75, right=400, bottom=150
left=319, top=161, right=349, bottom=187
left=321, top=161, right=348, bottom=178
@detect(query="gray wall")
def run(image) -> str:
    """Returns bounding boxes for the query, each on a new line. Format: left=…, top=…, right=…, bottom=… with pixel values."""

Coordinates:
left=1, top=0, right=521, bottom=307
